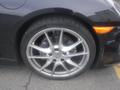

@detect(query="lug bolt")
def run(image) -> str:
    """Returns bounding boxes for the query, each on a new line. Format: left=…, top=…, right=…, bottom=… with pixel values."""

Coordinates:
left=63, top=52, right=66, bottom=55
left=61, top=59, right=64, bottom=62
left=53, top=59, right=56, bottom=62
left=49, top=53, right=52, bottom=56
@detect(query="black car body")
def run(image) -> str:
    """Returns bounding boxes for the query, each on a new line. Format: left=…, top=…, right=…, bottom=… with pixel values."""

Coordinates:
left=0, top=0, right=120, bottom=79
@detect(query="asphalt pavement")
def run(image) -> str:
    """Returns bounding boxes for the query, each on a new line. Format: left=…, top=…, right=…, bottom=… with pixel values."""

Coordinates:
left=0, top=64, right=119, bottom=90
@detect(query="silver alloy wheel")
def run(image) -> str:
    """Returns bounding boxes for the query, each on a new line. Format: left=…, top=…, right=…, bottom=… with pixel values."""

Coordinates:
left=26, top=27, right=90, bottom=78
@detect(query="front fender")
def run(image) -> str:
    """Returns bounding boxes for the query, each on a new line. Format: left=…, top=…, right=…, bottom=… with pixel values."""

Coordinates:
left=1, top=0, right=120, bottom=24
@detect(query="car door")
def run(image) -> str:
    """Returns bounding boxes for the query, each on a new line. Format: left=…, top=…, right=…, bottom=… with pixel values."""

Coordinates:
left=0, top=0, right=26, bottom=59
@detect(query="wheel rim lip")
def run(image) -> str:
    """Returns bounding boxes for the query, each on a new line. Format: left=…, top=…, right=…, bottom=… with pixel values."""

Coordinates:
left=26, top=27, right=90, bottom=78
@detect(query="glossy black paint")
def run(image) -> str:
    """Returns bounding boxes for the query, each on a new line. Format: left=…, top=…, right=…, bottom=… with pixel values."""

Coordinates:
left=94, top=27, right=120, bottom=67
left=0, top=0, right=119, bottom=66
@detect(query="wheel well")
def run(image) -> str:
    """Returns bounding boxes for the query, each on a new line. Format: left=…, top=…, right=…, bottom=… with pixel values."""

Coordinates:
left=16, top=13, right=100, bottom=66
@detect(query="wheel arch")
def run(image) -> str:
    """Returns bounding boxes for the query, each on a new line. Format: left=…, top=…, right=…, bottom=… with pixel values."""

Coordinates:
left=16, top=8, right=100, bottom=66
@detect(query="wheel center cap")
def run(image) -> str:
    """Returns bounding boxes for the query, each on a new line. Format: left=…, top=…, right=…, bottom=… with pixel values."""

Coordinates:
left=53, top=51, right=61, bottom=59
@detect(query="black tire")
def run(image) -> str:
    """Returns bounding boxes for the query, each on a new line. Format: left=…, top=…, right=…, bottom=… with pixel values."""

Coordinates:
left=20, top=16, right=96, bottom=80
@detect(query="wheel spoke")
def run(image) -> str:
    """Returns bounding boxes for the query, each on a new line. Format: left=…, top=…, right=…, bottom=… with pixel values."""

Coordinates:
left=63, top=52, right=88, bottom=58
left=29, top=44, right=51, bottom=54
left=62, top=40, right=82, bottom=52
left=44, top=32, right=53, bottom=49
left=65, top=59, right=79, bottom=67
left=59, top=61, right=69, bottom=71
left=52, top=62, right=59, bottom=74
left=28, top=56, right=50, bottom=59
left=40, top=60, right=52, bottom=71
left=59, top=30, right=63, bottom=47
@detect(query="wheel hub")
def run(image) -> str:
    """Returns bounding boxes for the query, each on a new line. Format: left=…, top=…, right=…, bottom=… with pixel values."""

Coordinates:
left=52, top=45, right=63, bottom=61
left=53, top=51, right=61, bottom=59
